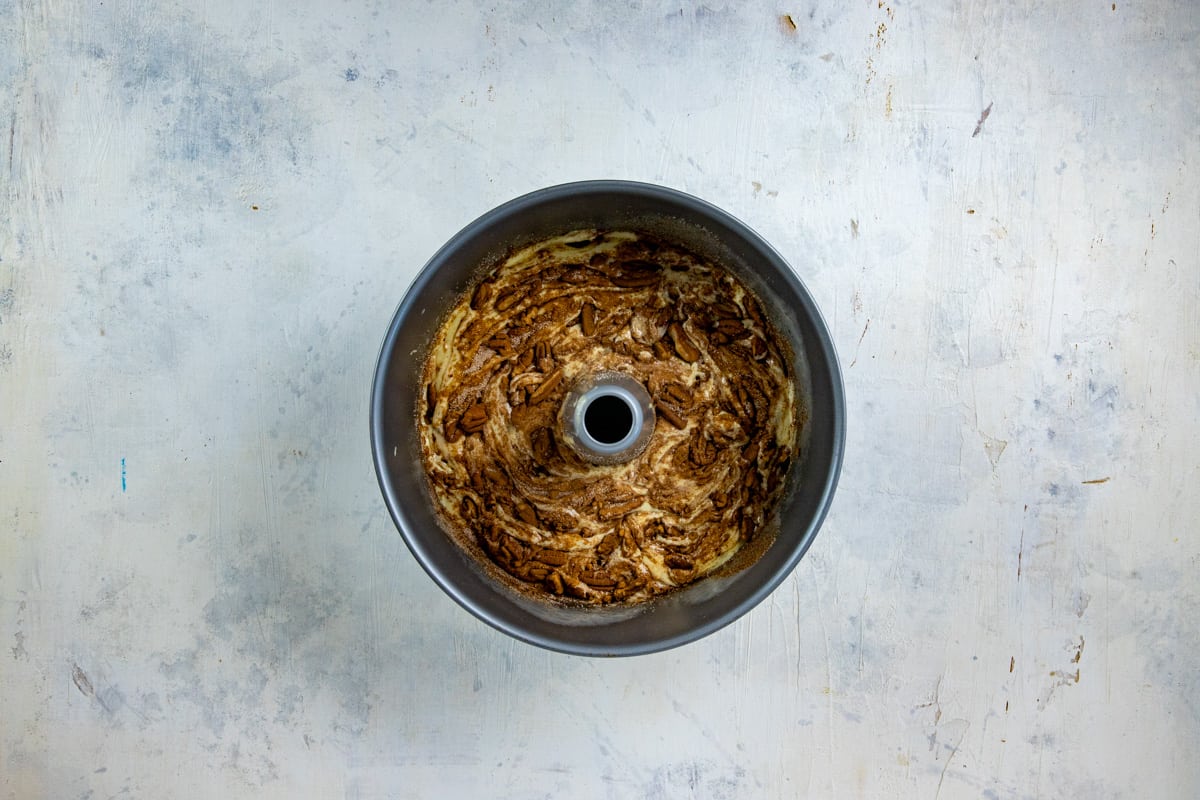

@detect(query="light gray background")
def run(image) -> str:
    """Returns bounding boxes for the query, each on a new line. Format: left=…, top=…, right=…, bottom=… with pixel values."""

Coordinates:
left=3, top=1, right=1198, bottom=797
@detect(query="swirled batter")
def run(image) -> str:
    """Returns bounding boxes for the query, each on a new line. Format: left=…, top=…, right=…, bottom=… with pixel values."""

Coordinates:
left=418, top=230, right=800, bottom=604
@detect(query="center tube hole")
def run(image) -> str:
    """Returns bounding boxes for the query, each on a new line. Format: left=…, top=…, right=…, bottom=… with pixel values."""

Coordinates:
left=583, top=394, right=635, bottom=445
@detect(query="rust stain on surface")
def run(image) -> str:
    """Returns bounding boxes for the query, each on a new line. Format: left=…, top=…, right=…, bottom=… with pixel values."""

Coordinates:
left=1081, top=476, right=1110, bottom=485
left=780, top=14, right=797, bottom=33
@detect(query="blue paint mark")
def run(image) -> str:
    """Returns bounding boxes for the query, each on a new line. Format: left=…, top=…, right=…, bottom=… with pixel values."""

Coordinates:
left=344, top=67, right=359, bottom=82
left=121, top=457, right=126, bottom=492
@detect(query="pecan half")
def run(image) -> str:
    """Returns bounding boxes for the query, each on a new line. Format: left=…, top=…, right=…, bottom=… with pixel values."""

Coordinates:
left=495, top=287, right=527, bottom=312
left=668, top=322, right=702, bottom=363
left=460, top=403, right=487, bottom=434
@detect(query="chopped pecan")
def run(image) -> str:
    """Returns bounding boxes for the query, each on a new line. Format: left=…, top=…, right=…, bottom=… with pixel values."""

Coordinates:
left=652, top=339, right=672, bottom=360
left=655, top=401, right=687, bottom=430
left=527, top=369, right=563, bottom=405
left=546, top=571, right=565, bottom=595
left=596, top=532, right=619, bottom=560
left=530, top=427, right=555, bottom=463
left=513, top=497, right=539, bottom=525
left=580, top=302, right=596, bottom=336
left=534, top=341, right=553, bottom=372
left=597, top=496, right=644, bottom=520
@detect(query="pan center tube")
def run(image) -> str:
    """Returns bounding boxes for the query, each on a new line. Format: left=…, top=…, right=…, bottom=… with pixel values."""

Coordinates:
left=559, top=371, right=656, bottom=465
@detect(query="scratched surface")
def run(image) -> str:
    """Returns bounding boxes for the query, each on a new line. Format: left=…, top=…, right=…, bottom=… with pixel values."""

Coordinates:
left=2, top=1, right=1198, bottom=797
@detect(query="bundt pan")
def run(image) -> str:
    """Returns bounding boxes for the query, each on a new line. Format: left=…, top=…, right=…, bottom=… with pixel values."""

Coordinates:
left=370, top=181, right=844, bottom=656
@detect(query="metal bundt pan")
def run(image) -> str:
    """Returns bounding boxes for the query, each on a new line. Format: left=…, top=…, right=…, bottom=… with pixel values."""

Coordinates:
left=371, top=180, right=844, bottom=656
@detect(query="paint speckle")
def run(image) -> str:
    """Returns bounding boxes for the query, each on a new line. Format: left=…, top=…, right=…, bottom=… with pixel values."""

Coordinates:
left=72, top=664, right=95, bottom=697
left=344, top=67, right=359, bottom=82
left=120, top=457, right=126, bottom=492
left=972, top=102, right=993, bottom=137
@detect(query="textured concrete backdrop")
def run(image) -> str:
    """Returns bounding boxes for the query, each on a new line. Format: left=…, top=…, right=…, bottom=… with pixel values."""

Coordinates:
left=2, top=1, right=1198, bottom=797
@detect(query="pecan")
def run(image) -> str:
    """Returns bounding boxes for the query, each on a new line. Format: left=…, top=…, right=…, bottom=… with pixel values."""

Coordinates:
left=596, top=532, right=619, bottom=560
left=527, top=566, right=550, bottom=581
left=735, top=384, right=757, bottom=419
left=443, top=420, right=462, bottom=443
left=486, top=334, right=512, bottom=356
left=750, top=335, right=768, bottom=360
left=742, top=464, right=759, bottom=489
left=495, top=287, right=527, bottom=312
left=652, top=339, right=672, bottom=360
left=580, top=302, right=596, bottom=336
left=499, top=533, right=526, bottom=564
left=527, top=369, right=563, bottom=405
left=745, top=295, right=767, bottom=328
left=531, top=427, right=555, bottom=463
left=561, top=574, right=589, bottom=599
left=460, top=403, right=487, bottom=434
left=580, top=570, right=616, bottom=589
left=711, top=300, right=742, bottom=319
left=546, top=571, right=565, bottom=595
left=689, top=435, right=716, bottom=467
left=668, top=322, right=702, bottom=363
left=739, top=513, right=756, bottom=541
left=534, top=548, right=569, bottom=567
left=663, top=382, right=693, bottom=408
left=713, top=318, right=747, bottom=337
left=460, top=495, right=480, bottom=521
left=742, top=440, right=760, bottom=463
left=664, top=554, right=694, bottom=570
left=424, top=382, right=437, bottom=422
left=712, top=490, right=729, bottom=509
left=534, top=341, right=553, bottom=372
left=598, top=496, right=644, bottom=520
left=655, top=401, right=687, bottom=430
left=611, top=273, right=660, bottom=289
left=470, top=280, right=493, bottom=310
left=516, top=347, right=535, bottom=371
left=513, top=497, right=539, bottom=525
